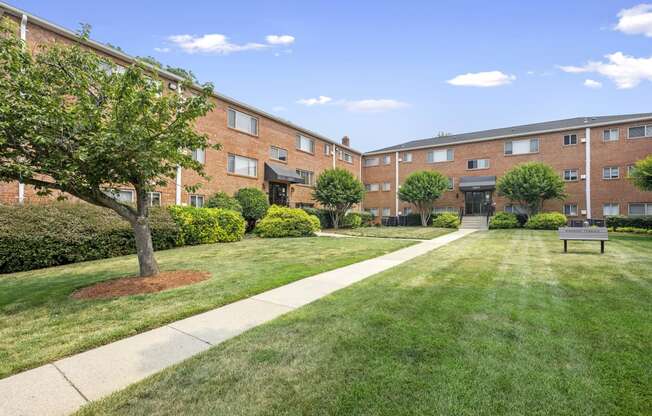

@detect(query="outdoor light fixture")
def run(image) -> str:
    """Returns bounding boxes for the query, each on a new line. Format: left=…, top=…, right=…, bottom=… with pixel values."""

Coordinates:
left=168, top=82, right=177, bottom=90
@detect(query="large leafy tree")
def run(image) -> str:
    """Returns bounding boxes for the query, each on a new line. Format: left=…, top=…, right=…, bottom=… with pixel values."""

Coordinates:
left=497, top=162, right=566, bottom=216
left=398, top=170, right=449, bottom=226
left=313, top=168, right=365, bottom=229
left=629, top=155, right=652, bottom=192
left=0, top=20, right=217, bottom=277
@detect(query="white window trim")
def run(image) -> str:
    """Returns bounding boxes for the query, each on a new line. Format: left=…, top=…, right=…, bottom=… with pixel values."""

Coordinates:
left=381, top=182, right=391, bottom=191
left=627, top=124, right=652, bottom=139
left=603, top=128, right=619, bottom=142
left=602, top=203, right=620, bottom=216
left=148, top=192, right=161, bottom=207
left=270, top=146, right=288, bottom=162
left=296, top=169, right=314, bottom=186
left=382, top=155, right=391, bottom=165
left=364, top=157, right=380, bottom=167
left=191, top=148, right=206, bottom=164
left=365, top=183, right=380, bottom=192
left=563, top=203, right=578, bottom=217
left=602, top=166, right=620, bottom=180
left=189, top=194, right=205, bottom=208
left=227, top=153, right=258, bottom=178
left=227, top=107, right=259, bottom=136
left=504, top=138, right=539, bottom=155
left=467, top=159, right=490, bottom=170
left=563, top=169, right=579, bottom=182
left=341, top=151, right=353, bottom=163
left=427, top=149, right=454, bottom=163
left=402, top=152, right=413, bottom=163
left=296, top=134, right=315, bottom=154
left=563, top=134, right=578, bottom=146
left=628, top=203, right=652, bottom=216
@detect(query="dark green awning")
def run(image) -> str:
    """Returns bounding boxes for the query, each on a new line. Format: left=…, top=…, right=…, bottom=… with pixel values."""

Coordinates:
left=459, top=176, right=496, bottom=191
left=264, top=162, right=304, bottom=183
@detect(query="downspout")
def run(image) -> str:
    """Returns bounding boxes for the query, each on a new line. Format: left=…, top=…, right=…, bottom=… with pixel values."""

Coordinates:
left=395, top=151, right=399, bottom=215
left=585, top=127, right=591, bottom=219
left=332, top=145, right=336, bottom=168
left=358, top=152, right=363, bottom=212
left=18, top=14, right=27, bottom=204
left=175, top=166, right=182, bottom=205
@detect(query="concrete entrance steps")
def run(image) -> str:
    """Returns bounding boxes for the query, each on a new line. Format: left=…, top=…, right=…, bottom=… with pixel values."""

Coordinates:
left=461, top=215, right=488, bottom=230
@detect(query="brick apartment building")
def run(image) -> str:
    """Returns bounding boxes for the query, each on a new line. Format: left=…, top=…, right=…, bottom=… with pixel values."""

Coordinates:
left=362, top=114, right=652, bottom=220
left=1, top=4, right=651, bottom=221
left=0, top=4, right=362, bottom=209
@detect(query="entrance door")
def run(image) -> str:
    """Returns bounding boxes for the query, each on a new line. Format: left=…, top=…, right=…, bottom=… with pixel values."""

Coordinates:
left=465, top=191, right=492, bottom=215
left=269, top=182, right=288, bottom=206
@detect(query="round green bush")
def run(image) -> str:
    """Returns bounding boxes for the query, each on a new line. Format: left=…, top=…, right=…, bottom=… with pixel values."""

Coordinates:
left=432, top=212, right=460, bottom=228
left=206, top=191, right=242, bottom=213
left=525, top=212, right=567, bottom=230
left=489, top=212, right=520, bottom=229
left=234, top=188, right=269, bottom=231
left=255, top=206, right=321, bottom=238
left=342, top=212, right=363, bottom=229
left=168, top=206, right=245, bottom=245
left=0, top=203, right=180, bottom=273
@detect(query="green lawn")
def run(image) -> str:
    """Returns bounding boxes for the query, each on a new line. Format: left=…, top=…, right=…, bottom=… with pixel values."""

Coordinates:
left=0, top=236, right=413, bottom=378
left=323, top=226, right=455, bottom=239
left=79, top=230, right=652, bottom=416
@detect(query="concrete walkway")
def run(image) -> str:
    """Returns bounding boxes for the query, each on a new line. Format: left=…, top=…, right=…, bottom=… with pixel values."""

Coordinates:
left=0, top=229, right=476, bottom=416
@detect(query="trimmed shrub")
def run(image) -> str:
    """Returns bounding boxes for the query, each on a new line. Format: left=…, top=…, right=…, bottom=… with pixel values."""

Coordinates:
left=609, top=226, right=652, bottom=234
left=302, top=207, right=331, bottom=228
left=432, top=212, right=460, bottom=229
left=358, top=211, right=374, bottom=227
left=168, top=206, right=245, bottom=245
left=0, top=203, right=180, bottom=274
left=342, top=212, right=363, bottom=229
left=255, top=206, right=321, bottom=238
left=605, top=215, right=652, bottom=229
left=206, top=191, right=242, bottom=213
left=489, top=212, right=520, bottom=229
left=525, top=212, right=567, bottom=230
left=235, top=188, right=269, bottom=231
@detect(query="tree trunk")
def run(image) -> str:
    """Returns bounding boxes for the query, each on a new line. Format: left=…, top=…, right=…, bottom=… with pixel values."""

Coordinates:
left=420, top=211, right=429, bottom=227
left=331, top=210, right=340, bottom=229
left=132, top=217, right=160, bottom=277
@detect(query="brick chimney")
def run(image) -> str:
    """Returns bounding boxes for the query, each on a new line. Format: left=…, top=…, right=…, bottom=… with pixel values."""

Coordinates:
left=341, top=136, right=350, bottom=147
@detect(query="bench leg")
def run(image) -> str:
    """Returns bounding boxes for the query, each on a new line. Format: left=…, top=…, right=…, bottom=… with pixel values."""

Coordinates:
left=601, top=240, right=604, bottom=254
left=564, top=240, right=567, bottom=253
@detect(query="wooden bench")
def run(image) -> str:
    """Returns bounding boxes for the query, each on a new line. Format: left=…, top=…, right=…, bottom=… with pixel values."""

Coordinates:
left=558, top=227, right=609, bottom=253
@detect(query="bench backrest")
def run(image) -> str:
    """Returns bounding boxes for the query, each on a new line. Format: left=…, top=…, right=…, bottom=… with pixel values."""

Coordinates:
left=558, top=227, right=609, bottom=241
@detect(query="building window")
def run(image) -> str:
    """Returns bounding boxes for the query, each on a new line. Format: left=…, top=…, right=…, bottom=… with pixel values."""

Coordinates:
left=189, top=195, right=204, bottom=208
left=382, top=155, right=391, bottom=165
left=629, top=203, right=652, bottom=216
left=603, top=203, right=619, bottom=216
left=382, top=182, right=391, bottom=191
left=504, top=138, right=539, bottom=155
left=296, top=169, right=314, bottom=186
left=563, top=204, right=578, bottom=216
left=403, top=207, right=412, bottom=215
left=402, top=152, right=412, bottom=162
left=342, top=151, right=353, bottom=163
left=602, top=166, right=619, bottom=180
left=363, top=157, right=380, bottom=167
left=627, top=165, right=636, bottom=177
left=295, top=134, right=315, bottom=153
left=603, top=128, right=619, bottom=142
left=563, top=134, right=578, bottom=146
left=628, top=125, right=652, bottom=139
left=447, top=177, right=454, bottom=190
left=191, top=148, right=205, bottom=164
left=227, top=108, right=258, bottom=135
left=148, top=192, right=161, bottom=207
left=433, top=207, right=457, bottom=214
left=427, top=148, right=454, bottom=163
left=368, top=208, right=379, bottom=217
left=227, top=154, right=257, bottom=177
left=505, top=204, right=527, bottom=214
left=467, top=159, right=489, bottom=170
left=365, top=183, right=380, bottom=192
left=270, top=146, right=288, bottom=162
left=114, top=189, right=134, bottom=203
left=563, top=169, right=579, bottom=181
left=324, top=144, right=331, bottom=155
left=382, top=208, right=391, bottom=217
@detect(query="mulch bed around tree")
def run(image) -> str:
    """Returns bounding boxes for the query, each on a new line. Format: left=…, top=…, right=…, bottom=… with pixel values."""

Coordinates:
left=71, top=270, right=211, bottom=300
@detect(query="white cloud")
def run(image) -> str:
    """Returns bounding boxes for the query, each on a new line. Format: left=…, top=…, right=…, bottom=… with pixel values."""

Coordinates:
left=615, top=4, right=652, bottom=37
left=342, top=99, right=408, bottom=113
left=447, top=71, right=516, bottom=87
left=296, top=96, right=332, bottom=106
left=266, top=35, right=295, bottom=45
left=168, top=34, right=267, bottom=54
left=559, top=52, right=652, bottom=89
left=584, top=79, right=603, bottom=89
left=154, top=47, right=170, bottom=53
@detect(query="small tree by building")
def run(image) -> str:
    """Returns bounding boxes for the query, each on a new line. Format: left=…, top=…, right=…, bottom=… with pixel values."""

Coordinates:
left=398, top=171, right=449, bottom=226
left=207, top=191, right=242, bottom=212
left=629, top=155, right=652, bottom=192
left=313, top=168, right=365, bottom=229
left=0, top=21, right=216, bottom=277
left=496, top=162, right=566, bottom=216
left=234, top=188, right=269, bottom=231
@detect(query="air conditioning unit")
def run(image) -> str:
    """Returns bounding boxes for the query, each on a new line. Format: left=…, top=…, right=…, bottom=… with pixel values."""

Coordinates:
left=580, top=138, right=587, bottom=143
left=580, top=174, right=586, bottom=180
left=398, top=158, right=403, bottom=162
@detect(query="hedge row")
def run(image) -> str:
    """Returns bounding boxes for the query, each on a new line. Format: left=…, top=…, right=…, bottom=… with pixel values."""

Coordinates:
left=256, top=206, right=321, bottom=238
left=605, top=215, right=652, bottom=229
left=168, top=206, right=245, bottom=245
left=301, top=208, right=373, bottom=229
left=0, top=203, right=180, bottom=274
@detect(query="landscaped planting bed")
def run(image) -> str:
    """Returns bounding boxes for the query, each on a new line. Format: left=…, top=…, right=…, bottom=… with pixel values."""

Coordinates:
left=78, top=230, right=652, bottom=416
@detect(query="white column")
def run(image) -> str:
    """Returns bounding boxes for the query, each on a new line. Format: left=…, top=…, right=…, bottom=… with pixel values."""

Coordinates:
left=18, top=14, right=27, bottom=204
left=585, top=127, right=591, bottom=219
left=395, top=151, right=399, bottom=215
left=332, top=145, right=336, bottom=168
left=175, top=166, right=182, bottom=205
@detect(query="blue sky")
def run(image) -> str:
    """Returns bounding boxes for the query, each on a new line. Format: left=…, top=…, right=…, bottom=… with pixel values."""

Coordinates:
left=10, top=0, right=652, bottom=151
